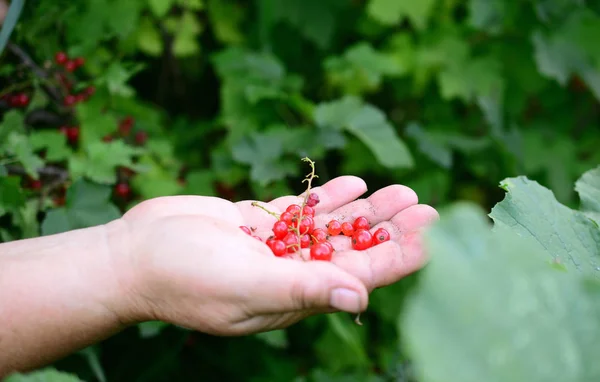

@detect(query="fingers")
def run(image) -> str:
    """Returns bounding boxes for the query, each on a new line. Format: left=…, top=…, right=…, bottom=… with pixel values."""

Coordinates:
left=247, top=257, right=369, bottom=315
left=313, top=184, right=418, bottom=234
left=268, top=176, right=368, bottom=214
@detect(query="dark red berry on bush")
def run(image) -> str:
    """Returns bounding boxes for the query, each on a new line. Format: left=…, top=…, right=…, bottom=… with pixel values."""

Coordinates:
left=84, top=86, right=96, bottom=96
left=30, top=179, right=42, bottom=190
left=75, top=93, right=86, bottom=103
left=11, top=93, right=29, bottom=107
left=118, top=117, right=133, bottom=136
left=115, top=183, right=131, bottom=198
left=64, top=94, right=77, bottom=106
left=134, top=131, right=148, bottom=145
left=65, top=60, right=77, bottom=72
left=73, top=57, right=85, bottom=67
left=55, top=51, right=68, bottom=65
left=66, top=126, right=80, bottom=143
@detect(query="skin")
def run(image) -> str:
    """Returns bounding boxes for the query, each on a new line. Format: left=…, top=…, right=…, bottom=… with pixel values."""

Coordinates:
left=0, top=176, right=438, bottom=376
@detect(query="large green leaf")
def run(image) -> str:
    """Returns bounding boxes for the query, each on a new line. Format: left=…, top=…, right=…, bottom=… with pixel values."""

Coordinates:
left=41, top=179, right=121, bottom=235
left=29, top=131, right=71, bottom=162
left=403, top=202, right=600, bottom=382
left=5, top=368, right=83, bottom=382
left=314, top=96, right=414, bottom=168
left=69, top=141, right=144, bottom=184
left=0, top=176, right=25, bottom=216
left=489, top=176, right=600, bottom=277
left=367, top=0, right=436, bottom=30
left=3, top=133, right=44, bottom=179
left=575, top=165, right=600, bottom=223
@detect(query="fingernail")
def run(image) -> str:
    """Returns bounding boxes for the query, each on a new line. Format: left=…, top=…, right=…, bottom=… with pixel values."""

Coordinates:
left=330, top=288, right=361, bottom=313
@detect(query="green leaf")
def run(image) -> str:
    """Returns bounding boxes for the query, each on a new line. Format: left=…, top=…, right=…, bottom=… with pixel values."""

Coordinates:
left=41, top=179, right=121, bottom=235
left=403, top=202, right=600, bottom=382
left=70, top=141, right=143, bottom=184
left=4, top=133, right=44, bottom=179
left=0, top=0, right=25, bottom=54
left=165, top=11, right=202, bottom=57
left=314, top=96, right=413, bottom=168
left=130, top=156, right=182, bottom=199
left=207, top=0, right=245, bottom=44
left=148, top=0, right=175, bottom=18
left=575, top=165, right=600, bottom=223
left=105, top=0, right=142, bottom=38
left=0, top=176, right=25, bottom=215
left=182, top=170, right=216, bottom=196
left=138, top=321, right=170, bottom=338
left=0, top=109, right=25, bottom=142
left=137, top=17, right=164, bottom=56
left=468, top=0, right=508, bottom=34
left=5, top=368, right=83, bottom=382
left=367, top=0, right=436, bottom=30
left=405, top=123, right=452, bottom=168
left=255, top=330, right=288, bottom=349
left=29, top=131, right=71, bottom=162
left=438, top=56, right=504, bottom=102
left=489, top=176, right=600, bottom=277
left=95, top=61, right=143, bottom=97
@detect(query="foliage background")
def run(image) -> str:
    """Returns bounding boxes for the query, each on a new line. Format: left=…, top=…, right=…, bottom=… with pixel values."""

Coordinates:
left=1, top=0, right=600, bottom=381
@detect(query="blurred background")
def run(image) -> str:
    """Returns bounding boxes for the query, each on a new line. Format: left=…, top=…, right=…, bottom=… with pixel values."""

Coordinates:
left=1, top=0, right=599, bottom=381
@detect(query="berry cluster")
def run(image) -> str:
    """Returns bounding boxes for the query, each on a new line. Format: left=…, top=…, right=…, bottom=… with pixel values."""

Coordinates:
left=1, top=92, right=30, bottom=108
left=239, top=158, right=390, bottom=262
left=52, top=51, right=95, bottom=107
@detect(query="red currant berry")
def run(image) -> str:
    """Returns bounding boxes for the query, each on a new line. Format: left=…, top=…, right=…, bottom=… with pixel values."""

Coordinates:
left=373, top=228, right=390, bottom=245
left=326, top=220, right=342, bottom=236
left=64, top=60, right=77, bottom=72
left=272, top=220, right=288, bottom=239
left=30, top=179, right=42, bottom=190
left=64, top=94, right=77, bottom=106
left=280, top=211, right=293, bottom=226
left=73, top=57, right=85, bottom=67
left=298, top=215, right=315, bottom=235
left=286, top=204, right=301, bottom=215
left=135, top=131, right=148, bottom=145
left=54, top=51, right=68, bottom=65
left=323, top=241, right=334, bottom=252
left=310, top=242, right=333, bottom=261
left=270, top=240, right=287, bottom=257
left=302, top=205, right=315, bottom=217
left=300, top=234, right=310, bottom=248
left=75, top=93, right=86, bottom=103
left=85, top=86, right=96, bottom=96
left=114, top=182, right=130, bottom=198
left=352, top=229, right=373, bottom=250
left=66, top=126, right=79, bottom=143
left=306, top=192, right=320, bottom=207
left=311, top=228, right=327, bottom=244
left=15, top=93, right=29, bottom=107
left=353, top=216, right=370, bottom=231
left=341, top=222, right=354, bottom=236
left=283, top=233, right=300, bottom=253
left=239, top=226, right=252, bottom=235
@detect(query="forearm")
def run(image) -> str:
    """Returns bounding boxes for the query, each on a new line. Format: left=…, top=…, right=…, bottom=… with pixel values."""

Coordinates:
left=0, top=220, right=134, bottom=376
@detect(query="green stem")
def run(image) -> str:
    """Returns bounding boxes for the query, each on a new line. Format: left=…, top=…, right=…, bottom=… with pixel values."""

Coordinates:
left=250, top=201, right=280, bottom=219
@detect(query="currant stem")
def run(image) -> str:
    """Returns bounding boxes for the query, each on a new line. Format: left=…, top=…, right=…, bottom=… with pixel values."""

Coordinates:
left=250, top=201, right=280, bottom=218
left=294, top=157, right=319, bottom=256
left=354, top=313, right=363, bottom=326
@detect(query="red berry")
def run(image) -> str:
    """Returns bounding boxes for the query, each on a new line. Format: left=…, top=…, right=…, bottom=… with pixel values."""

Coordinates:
left=64, top=94, right=77, bottom=106
left=135, top=131, right=148, bottom=145
left=272, top=220, right=288, bottom=239
left=119, top=116, right=134, bottom=136
left=239, top=226, right=252, bottom=235
left=66, top=126, right=79, bottom=143
left=306, top=192, right=320, bottom=207
left=300, top=234, right=310, bottom=248
left=283, top=233, right=299, bottom=253
left=297, top=215, right=314, bottom=235
left=280, top=211, right=293, bottom=226
left=341, top=222, right=354, bottom=236
left=373, top=228, right=390, bottom=245
left=65, top=60, right=77, bottom=72
left=310, top=242, right=333, bottom=261
left=353, top=216, right=370, bottom=231
left=323, top=241, right=334, bottom=252
left=85, top=86, right=96, bottom=96
left=311, top=228, right=327, bottom=244
left=15, top=93, right=29, bottom=107
left=286, top=204, right=302, bottom=215
left=115, top=183, right=130, bottom=198
left=327, top=220, right=342, bottom=236
left=269, top=239, right=287, bottom=257
left=54, top=51, right=68, bottom=65
left=352, top=229, right=373, bottom=250
left=73, top=57, right=85, bottom=67
left=302, top=205, right=315, bottom=217
left=30, top=179, right=42, bottom=190
left=75, top=93, right=86, bottom=103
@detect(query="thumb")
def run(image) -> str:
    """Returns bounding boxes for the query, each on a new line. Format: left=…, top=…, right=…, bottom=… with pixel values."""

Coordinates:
left=250, top=258, right=369, bottom=315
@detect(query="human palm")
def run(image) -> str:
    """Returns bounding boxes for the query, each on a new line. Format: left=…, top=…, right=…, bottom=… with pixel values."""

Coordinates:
left=118, top=176, right=438, bottom=335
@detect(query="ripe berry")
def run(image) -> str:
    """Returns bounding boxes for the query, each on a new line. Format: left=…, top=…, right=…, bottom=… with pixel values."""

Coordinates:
left=64, top=94, right=77, bottom=106
left=66, top=126, right=79, bottom=143
left=323, top=241, right=334, bottom=252
left=311, top=228, right=327, bottom=244
left=353, top=216, right=370, bottom=231
left=297, top=215, right=314, bottom=235
left=65, top=60, right=77, bottom=72
left=54, top=51, right=68, bottom=65
left=302, top=205, right=315, bottom=217
left=352, top=229, right=373, bottom=250
left=85, top=86, right=96, bottom=96
left=272, top=220, right=288, bottom=239
left=269, top=239, right=287, bottom=257
left=373, top=228, right=390, bottom=245
left=283, top=233, right=299, bottom=253
left=286, top=204, right=301, bottom=215
left=73, top=57, right=85, bottom=67
left=310, top=242, right=333, bottom=261
left=300, top=234, right=310, bottom=248
left=280, top=211, right=293, bottom=226
left=119, top=116, right=134, bottom=136
left=75, top=93, right=86, bottom=103
left=239, top=226, right=252, bottom=235
left=135, top=130, right=148, bottom=145
left=30, top=179, right=42, bottom=190
left=341, top=222, right=354, bottom=236
left=327, top=220, right=342, bottom=236
left=14, top=93, right=29, bottom=107
left=115, top=182, right=130, bottom=198
left=306, top=192, right=320, bottom=207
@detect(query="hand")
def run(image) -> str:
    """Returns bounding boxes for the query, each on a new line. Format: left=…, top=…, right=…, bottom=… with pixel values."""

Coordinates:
left=110, top=176, right=438, bottom=336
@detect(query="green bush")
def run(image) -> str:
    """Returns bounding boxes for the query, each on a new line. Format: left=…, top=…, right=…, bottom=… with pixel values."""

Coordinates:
left=1, top=0, right=600, bottom=381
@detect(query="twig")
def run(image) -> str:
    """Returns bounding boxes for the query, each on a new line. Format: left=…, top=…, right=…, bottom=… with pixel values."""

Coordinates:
left=6, top=164, right=68, bottom=178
